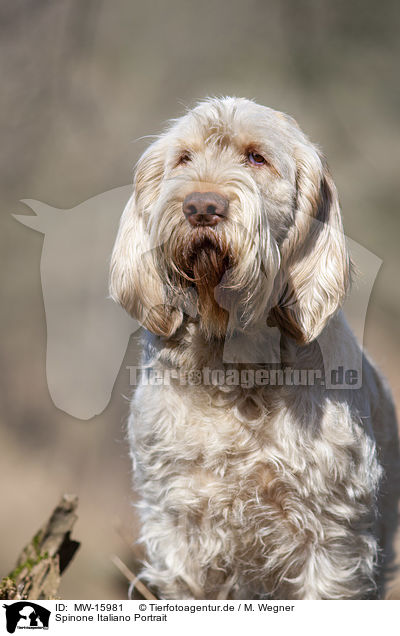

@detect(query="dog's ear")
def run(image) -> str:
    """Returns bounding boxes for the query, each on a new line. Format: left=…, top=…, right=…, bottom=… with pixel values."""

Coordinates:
left=109, top=139, right=183, bottom=337
left=271, top=144, right=350, bottom=344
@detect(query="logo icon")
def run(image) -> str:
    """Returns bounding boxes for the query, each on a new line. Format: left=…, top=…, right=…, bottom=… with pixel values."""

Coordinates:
left=3, top=602, right=50, bottom=633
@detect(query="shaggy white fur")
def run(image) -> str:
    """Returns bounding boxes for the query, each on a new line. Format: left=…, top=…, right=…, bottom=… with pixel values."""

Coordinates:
left=110, top=97, right=400, bottom=599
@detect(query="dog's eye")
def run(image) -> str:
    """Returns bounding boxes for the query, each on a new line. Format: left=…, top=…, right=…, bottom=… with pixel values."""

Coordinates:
left=177, top=151, right=192, bottom=165
left=247, top=151, right=266, bottom=166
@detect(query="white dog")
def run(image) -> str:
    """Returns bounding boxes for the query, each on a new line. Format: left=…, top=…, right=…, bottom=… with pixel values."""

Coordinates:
left=110, top=97, right=400, bottom=599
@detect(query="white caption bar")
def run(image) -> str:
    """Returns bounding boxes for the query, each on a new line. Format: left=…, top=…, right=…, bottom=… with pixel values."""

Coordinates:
left=1, top=600, right=398, bottom=635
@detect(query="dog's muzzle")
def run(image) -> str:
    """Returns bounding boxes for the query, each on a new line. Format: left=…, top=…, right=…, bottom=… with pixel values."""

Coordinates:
left=183, top=192, right=229, bottom=227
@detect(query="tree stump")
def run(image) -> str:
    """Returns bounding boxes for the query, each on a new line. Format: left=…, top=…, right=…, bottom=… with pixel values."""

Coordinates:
left=0, top=494, right=80, bottom=600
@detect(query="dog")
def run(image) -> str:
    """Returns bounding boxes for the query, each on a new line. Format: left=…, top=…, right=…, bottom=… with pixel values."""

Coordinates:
left=110, top=97, right=400, bottom=599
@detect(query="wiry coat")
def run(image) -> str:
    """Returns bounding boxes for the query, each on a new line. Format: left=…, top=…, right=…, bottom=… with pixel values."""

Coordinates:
left=110, top=97, right=400, bottom=599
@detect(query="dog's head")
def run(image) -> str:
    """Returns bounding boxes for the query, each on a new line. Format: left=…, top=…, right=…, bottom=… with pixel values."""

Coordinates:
left=110, top=97, right=349, bottom=343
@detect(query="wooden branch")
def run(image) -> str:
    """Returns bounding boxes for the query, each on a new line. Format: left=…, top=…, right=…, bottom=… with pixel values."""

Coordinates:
left=0, top=494, right=80, bottom=600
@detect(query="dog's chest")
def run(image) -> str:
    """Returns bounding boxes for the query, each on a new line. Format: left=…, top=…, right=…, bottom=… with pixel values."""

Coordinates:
left=132, top=379, right=377, bottom=543
left=133, top=382, right=315, bottom=517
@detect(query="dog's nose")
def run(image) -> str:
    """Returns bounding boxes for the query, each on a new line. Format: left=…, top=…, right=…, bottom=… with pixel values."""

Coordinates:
left=182, top=192, right=229, bottom=227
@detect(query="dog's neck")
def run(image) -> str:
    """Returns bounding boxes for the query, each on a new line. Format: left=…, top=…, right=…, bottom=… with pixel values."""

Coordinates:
left=141, top=317, right=324, bottom=373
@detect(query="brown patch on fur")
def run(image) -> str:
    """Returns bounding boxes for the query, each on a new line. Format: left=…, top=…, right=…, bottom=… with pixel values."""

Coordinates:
left=142, top=304, right=183, bottom=338
left=172, top=228, right=231, bottom=338
left=269, top=303, right=306, bottom=344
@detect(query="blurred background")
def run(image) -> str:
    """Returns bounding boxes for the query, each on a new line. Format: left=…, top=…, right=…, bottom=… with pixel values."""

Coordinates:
left=1, top=0, right=399, bottom=599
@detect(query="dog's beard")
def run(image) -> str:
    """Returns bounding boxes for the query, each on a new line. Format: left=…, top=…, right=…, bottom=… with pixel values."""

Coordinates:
left=170, top=227, right=231, bottom=339
left=154, top=191, right=281, bottom=338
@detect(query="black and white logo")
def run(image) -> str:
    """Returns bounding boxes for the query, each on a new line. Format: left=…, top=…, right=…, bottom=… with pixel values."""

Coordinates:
left=3, top=602, right=50, bottom=633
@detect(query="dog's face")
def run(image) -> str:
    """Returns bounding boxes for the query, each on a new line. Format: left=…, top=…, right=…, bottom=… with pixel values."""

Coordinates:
left=110, top=97, right=349, bottom=343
